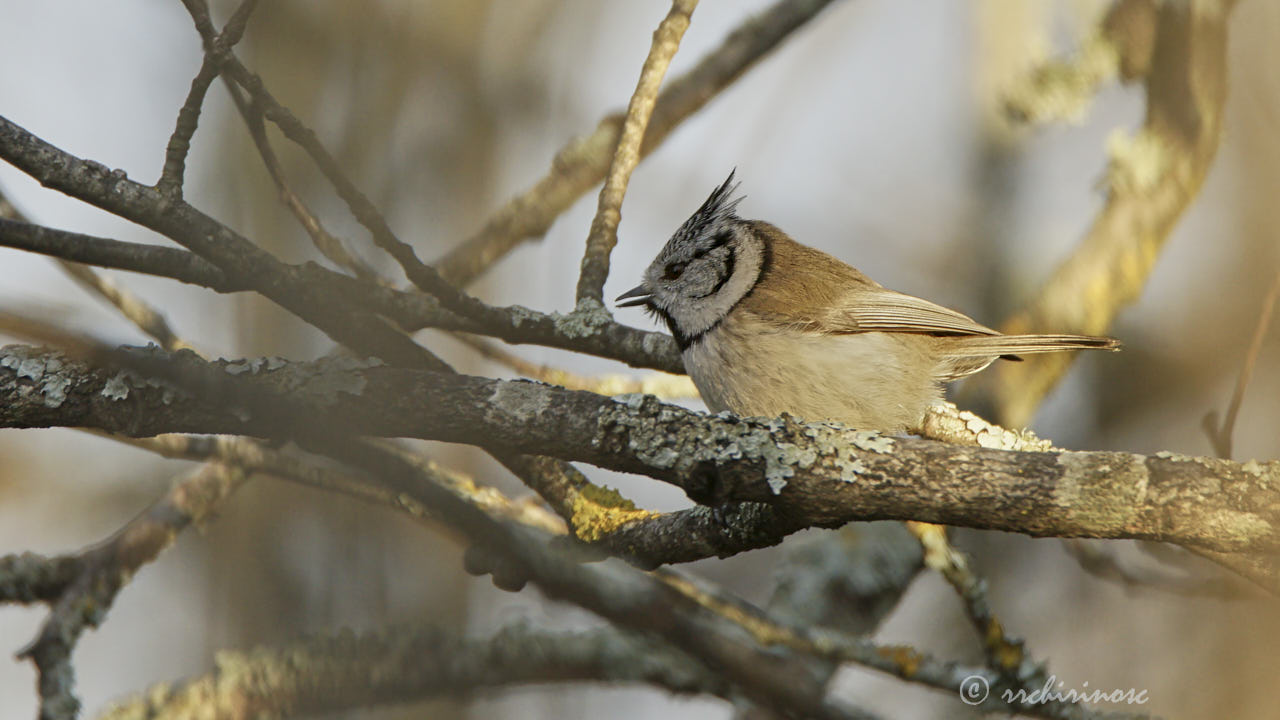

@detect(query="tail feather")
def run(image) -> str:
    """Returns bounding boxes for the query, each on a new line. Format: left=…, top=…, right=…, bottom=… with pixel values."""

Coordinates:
left=944, top=333, right=1120, bottom=358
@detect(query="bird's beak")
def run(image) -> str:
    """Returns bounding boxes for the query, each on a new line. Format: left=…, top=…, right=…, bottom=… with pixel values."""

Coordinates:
left=615, top=284, right=652, bottom=308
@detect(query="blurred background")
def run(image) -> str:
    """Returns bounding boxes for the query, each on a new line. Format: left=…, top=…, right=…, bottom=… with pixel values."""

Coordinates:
left=1, top=1, right=1278, bottom=718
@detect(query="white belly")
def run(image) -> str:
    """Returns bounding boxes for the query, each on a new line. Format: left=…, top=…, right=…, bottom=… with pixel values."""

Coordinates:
left=682, top=313, right=942, bottom=432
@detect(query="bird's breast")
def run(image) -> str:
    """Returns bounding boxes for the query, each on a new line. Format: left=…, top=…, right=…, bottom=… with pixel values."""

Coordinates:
left=681, top=311, right=943, bottom=433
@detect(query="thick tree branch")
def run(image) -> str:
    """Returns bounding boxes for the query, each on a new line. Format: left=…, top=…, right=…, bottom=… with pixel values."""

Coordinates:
left=3, top=345, right=1275, bottom=572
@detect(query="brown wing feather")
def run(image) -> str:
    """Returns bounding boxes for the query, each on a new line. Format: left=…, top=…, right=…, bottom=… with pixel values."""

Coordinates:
left=824, top=290, right=1000, bottom=336
left=735, top=226, right=1120, bottom=363
left=738, top=223, right=998, bottom=337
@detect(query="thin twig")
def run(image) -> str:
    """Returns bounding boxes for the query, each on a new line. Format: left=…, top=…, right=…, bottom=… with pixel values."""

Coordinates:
left=176, top=7, right=486, bottom=321
left=436, top=0, right=844, bottom=285
left=56, top=263, right=194, bottom=352
left=225, top=81, right=380, bottom=280
left=0, top=114, right=449, bottom=370
left=158, top=0, right=260, bottom=196
left=0, top=213, right=684, bottom=372
left=1202, top=268, right=1280, bottom=459
left=1, top=191, right=193, bottom=352
left=575, top=0, right=699, bottom=308
left=907, top=523, right=1028, bottom=676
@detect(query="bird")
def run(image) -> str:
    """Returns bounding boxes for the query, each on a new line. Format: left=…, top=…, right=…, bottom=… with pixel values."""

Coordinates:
left=616, top=171, right=1119, bottom=433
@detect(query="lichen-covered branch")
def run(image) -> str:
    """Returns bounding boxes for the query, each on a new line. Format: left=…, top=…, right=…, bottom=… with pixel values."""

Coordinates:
left=3, top=345, right=1275, bottom=577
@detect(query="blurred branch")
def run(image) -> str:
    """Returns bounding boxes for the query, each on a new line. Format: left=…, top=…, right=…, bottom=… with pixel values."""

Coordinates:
left=973, top=0, right=1238, bottom=427
left=576, top=0, right=698, bottom=307
left=177, top=0, right=501, bottom=324
left=96, top=623, right=727, bottom=720
left=1063, top=540, right=1248, bottom=598
left=734, top=523, right=924, bottom=720
left=1003, top=23, right=1119, bottom=125
left=1202, top=268, right=1279, bottom=459
left=0, top=191, right=193, bottom=353
left=909, top=523, right=1026, bottom=674
left=56, top=263, right=194, bottom=352
left=109, top=433, right=566, bottom=538
left=436, top=0, right=844, bottom=285
left=224, top=82, right=379, bottom=280
left=10, top=461, right=249, bottom=720
left=316, top=435, right=1124, bottom=720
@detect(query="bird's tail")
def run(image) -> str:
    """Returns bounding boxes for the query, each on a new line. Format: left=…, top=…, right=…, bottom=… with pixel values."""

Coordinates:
left=944, top=333, right=1120, bottom=358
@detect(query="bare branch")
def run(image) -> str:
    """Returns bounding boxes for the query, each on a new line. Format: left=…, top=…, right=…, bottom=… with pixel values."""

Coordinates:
left=19, top=462, right=249, bottom=720
left=0, top=114, right=447, bottom=370
left=576, top=0, right=698, bottom=307
left=158, top=0, right=260, bottom=196
left=0, top=122, right=682, bottom=372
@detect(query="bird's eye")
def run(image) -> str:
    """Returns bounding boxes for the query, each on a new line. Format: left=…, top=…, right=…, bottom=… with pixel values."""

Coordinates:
left=663, top=261, right=687, bottom=280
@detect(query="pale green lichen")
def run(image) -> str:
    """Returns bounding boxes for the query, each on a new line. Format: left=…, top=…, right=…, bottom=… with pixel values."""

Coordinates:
left=923, top=403, right=1054, bottom=451
left=101, top=372, right=130, bottom=400
left=2, top=347, right=75, bottom=408
left=556, top=302, right=612, bottom=339
left=597, top=396, right=891, bottom=493
left=255, top=355, right=377, bottom=405
left=1004, top=34, right=1120, bottom=126
left=489, top=379, right=552, bottom=425
left=506, top=304, right=541, bottom=328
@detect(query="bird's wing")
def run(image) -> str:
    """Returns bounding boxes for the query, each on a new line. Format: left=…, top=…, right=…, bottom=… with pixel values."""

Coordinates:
left=819, top=289, right=1001, bottom=336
